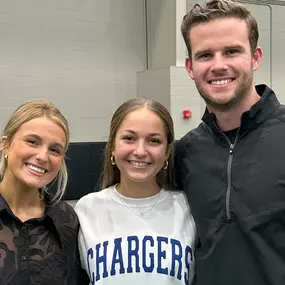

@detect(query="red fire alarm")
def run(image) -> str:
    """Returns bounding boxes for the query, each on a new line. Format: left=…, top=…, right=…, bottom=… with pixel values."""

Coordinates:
left=183, top=109, right=192, bottom=119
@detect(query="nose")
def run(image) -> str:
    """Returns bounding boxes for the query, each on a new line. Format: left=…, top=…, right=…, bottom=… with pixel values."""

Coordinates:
left=133, top=141, right=147, bottom=157
left=211, top=54, right=228, bottom=73
left=36, top=147, right=48, bottom=163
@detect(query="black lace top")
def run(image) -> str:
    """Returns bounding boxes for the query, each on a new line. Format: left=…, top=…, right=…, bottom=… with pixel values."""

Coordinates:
left=0, top=195, right=89, bottom=285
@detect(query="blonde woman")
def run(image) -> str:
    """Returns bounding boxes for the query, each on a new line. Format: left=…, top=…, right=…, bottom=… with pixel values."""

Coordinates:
left=0, top=100, right=89, bottom=284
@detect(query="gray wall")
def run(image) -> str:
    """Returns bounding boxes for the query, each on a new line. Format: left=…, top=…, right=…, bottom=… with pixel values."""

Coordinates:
left=0, top=0, right=146, bottom=142
left=146, top=0, right=176, bottom=69
left=1, top=0, right=285, bottom=141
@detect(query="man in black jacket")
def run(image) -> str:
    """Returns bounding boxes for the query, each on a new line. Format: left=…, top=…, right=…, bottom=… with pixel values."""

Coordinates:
left=175, top=0, right=285, bottom=284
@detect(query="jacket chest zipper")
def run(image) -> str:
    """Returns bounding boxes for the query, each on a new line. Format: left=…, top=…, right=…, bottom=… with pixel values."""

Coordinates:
left=226, top=143, right=234, bottom=221
left=213, top=122, right=239, bottom=222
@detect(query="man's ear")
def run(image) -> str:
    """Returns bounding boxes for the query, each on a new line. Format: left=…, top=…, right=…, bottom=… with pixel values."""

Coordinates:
left=252, top=46, right=263, bottom=72
left=185, top=56, right=195, bottom=80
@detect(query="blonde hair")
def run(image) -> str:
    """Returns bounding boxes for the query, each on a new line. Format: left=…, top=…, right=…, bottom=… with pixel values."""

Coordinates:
left=101, top=98, right=174, bottom=190
left=181, top=0, right=259, bottom=58
left=0, top=99, right=70, bottom=203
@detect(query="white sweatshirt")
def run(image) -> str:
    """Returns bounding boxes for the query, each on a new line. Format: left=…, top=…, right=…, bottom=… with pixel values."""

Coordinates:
left=75, top=185, right=196, bottom=285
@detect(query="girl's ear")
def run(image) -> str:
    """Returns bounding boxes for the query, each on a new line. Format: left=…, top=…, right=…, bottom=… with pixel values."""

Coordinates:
left=1, top=136, right=8, bottom=151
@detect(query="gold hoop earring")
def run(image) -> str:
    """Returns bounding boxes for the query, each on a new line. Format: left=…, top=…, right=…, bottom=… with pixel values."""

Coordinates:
left=4, top=154, right=8, bottom=160
left=111, top=155, right=116, bottom=165
left=163, top=160, right=168, bottom=170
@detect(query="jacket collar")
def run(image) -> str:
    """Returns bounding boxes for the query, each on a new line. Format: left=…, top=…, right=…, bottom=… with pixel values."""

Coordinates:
left=202, top=84, right=280, bottom=138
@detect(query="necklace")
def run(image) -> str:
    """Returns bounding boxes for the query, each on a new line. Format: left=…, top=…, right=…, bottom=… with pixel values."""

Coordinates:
left=116, top=188, right=162, bottom=218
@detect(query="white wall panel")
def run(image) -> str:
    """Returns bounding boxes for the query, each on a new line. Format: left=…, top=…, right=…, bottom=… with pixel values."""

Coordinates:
left=0, top=0, right=146, bottom=141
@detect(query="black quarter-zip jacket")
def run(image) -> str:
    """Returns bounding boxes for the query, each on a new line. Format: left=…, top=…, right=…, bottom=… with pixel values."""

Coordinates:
left=175, top=85, right=285, bottom=285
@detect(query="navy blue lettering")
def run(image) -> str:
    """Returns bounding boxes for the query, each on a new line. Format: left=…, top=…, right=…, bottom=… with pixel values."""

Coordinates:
left=184, top=245, right=193, bottom=285
left=157, top=236, right=168, bottom=275
left=111, top=238, right=125, bottom=276
left=170, top=238, right=182, bottom=280
left=88, top=235, right=192, bottom=283
left=127, top=236, right=140, bottom=273
left=142, top=236, right=154, bottom=272
left=95, top=241, right=109, bottom=281
left=87, top=248, right=95, bottom=285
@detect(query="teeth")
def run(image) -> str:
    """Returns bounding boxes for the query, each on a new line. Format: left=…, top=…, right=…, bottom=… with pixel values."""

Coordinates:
left=130, top=161, right=148, bottom=167
left=26, top=164, right=45, bottom=174
left=211, top=79, right=232, bottom=85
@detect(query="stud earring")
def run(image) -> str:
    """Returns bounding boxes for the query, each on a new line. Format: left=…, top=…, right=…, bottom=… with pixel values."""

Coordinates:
left=111, top=155, right=116, bottom=165
left=4, top=154, right=8, bottom=160
left=163, top=160, right=168, bottom=170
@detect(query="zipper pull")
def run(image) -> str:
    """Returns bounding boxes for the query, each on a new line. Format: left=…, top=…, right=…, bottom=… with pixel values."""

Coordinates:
left=229, top=144, right=234, bottom=154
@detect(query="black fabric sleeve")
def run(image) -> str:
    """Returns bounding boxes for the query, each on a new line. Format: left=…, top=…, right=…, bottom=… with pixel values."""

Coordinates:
left=75, top=246, right=90, bottom=285
left=173, top=139, right=186, bottom=191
